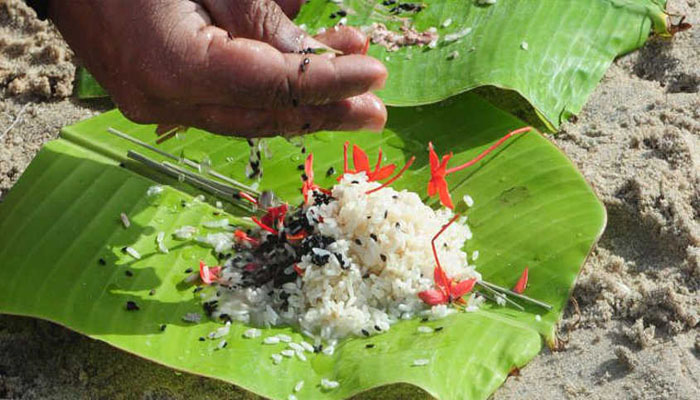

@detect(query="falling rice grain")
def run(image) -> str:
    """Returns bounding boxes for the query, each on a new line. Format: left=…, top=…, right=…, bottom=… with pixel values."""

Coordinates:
left=288, top=395, right=298, bottom=400
left=413, top=358, right=430, bottom=366
left=271, top=354, right=283, bottom=364
left=294, top=380, right=305, bottom=392
left=447, top=50, right=459, bottom=60
left=441, top=18, right=452, bottom=28
left=520, top=41, right=529, bottom=51
left=417, top=326, right=434, bottom=333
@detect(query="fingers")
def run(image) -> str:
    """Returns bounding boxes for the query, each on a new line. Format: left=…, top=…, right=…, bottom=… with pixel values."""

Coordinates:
left=178, top=30, right=386, bottom=108
left=314, top=26, right=370, bottom=55
left=202, top=0, right=328, bottom=53
left=147, top=93, right=387, bottom=137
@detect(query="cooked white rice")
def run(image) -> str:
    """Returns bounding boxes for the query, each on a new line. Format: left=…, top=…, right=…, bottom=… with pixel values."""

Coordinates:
left=210, top=173, right=480, bottom=341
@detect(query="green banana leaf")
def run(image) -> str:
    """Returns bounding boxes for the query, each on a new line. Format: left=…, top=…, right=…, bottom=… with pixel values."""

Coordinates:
left=75, top=0, right=668, bottom=128
left=0, top=93, right=605, bottom=399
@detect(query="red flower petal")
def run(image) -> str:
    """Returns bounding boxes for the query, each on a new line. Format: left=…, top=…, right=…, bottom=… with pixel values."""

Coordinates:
left=451, top=278, right=476, bottom=298
left=513, top=267, right=529, bottom=294
left=433, top=266, right=451, bottom=292
left=352, top=144, right=370, bottom=173
left=370, top=164, right=396, bottom=181
left=199, top=260, right=220, bottom=285
left=437, top=180, right=454, bottom=209
left=418, top=289, right=449, bottom=305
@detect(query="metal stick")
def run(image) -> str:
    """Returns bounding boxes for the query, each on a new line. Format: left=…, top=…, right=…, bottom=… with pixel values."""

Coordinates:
left=127, top=151, right=254, bottom=212
left=478, top=280, right=553, bottom=310
left=107, top=127, right=260, bottom=196
left=476, top=281, right=525, bottom=311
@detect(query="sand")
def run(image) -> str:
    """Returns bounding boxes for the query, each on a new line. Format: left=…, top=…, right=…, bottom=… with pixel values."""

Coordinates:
left=0, top=0, right=698, bottom=398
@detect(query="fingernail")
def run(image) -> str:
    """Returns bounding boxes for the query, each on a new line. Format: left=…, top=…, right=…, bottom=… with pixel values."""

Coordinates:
left=362, top=97, right=387, bottom=132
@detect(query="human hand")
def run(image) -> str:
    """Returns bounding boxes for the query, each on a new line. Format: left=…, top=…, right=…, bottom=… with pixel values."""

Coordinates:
left=49, top=0, right=388, bottom=137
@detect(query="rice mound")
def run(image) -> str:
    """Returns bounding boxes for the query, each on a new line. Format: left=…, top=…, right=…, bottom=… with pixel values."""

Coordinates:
left=210, top=173, right=481, bottom=341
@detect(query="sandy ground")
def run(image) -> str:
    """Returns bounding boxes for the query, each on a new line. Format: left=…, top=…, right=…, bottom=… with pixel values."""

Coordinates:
left=1, top=0, right=698, bottom=398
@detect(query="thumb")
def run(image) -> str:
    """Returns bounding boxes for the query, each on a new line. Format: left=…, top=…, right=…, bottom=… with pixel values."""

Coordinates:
left=202, top=0, right=329, bottom=54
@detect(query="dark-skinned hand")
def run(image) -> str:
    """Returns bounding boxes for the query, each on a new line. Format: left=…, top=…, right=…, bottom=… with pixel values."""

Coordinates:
left=49, top=0, right=388, bottom=137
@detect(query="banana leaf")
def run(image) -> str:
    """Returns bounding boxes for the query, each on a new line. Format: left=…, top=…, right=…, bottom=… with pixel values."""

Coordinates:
left=75, top=0, right=668, bottom=128
left=0, top=93, right=605, bottom=399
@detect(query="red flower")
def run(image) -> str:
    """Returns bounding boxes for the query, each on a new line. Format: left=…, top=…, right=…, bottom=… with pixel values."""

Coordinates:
left=427, top=142, right=454, bottom=209
left=342, top=142, right=396, bottom=181
left=301, top=153, right=316, bottom=203
left=261, top=204, right=288, bottom=230
left=426, top=127, right=533, bottom=209
left=419, top=266, right=476, bottom=306
left=513, top=267, right=529, bottom=294
left=199, top=260, right=222, bottom=285
left=418, top=213, right=476, bottom=305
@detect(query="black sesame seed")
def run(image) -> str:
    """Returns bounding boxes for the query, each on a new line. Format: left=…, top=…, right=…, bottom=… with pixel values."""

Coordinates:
left=361, top=329, right=370, bottom=337
left=125, top=270, right=133, bottom=277
left=435, top=327, right=444, bottom=332
left=384, top=210, right=388, bottom=219
left=366, top=343, right=375, bottom=348
left=392, top=195, right=398, bottom=199
left=326, top=167, right=335, bottom=177
left=98, top=258, right=106, bottom=265
left=374, top=325, right=381, bottom=331
left=181, top=200, right=187, bottom=207
left=314, top=344, right=323, bottom=353
left=337, top=10, right=347, bottom=17
left=329, top=12, right=337, bottom=18
left=301, top=173, right=308, bottom=181
left=193, top=287, right=203, bottom=293
left=421, top=317, right=429, bottom=323
left=380, top=254, right=387, bottom=262
left=247, top=138, right=255, bottom=147
left=119, top=162, right=126, bottom=168
left=120, top=246, right=128, bottom=253
left=297, top=164, right=305, bottom=170
left=125, top=301, right=139, bottom=311
left=199, top=337, right=205, bottom=342
left=351, top=180, right=359, bottom=184
left=370, top=234, right=378, bottom=241
left=354, top=238, right=362, bottom=246
left=149, top=289, right=156, bottom=296
left=221, top=340, right=228, bottom=348
left=301, top=146, right=307, bottom=154
left=395, top=222, right=401, bottom=229
left=213, top=211, right=220, bottom=216
left=159, top=324, right=166, bottom=331
left=184, top=268, right=193, bottom=273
